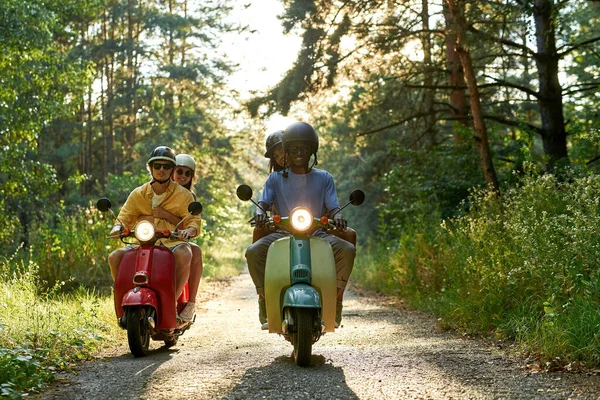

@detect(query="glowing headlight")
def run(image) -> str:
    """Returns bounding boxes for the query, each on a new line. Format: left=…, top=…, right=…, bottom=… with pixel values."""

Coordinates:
left=290, top=208, right=313, bottom=231
left=135, top=221, right=155, bottom=242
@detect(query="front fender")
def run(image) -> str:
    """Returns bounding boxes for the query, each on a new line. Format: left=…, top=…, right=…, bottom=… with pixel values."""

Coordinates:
left=121, top=288, right=157, bottom=309
left=283, top=284, right=321, bottom=308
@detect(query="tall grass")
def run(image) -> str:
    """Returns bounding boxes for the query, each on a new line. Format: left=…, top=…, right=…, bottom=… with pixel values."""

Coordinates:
left=0, top=251, right=120, bottom=398
left=355, top=168, right=600, bottom=366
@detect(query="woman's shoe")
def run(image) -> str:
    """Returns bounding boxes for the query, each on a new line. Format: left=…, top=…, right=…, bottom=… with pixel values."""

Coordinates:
left=179, top=302, right=196, bottom=322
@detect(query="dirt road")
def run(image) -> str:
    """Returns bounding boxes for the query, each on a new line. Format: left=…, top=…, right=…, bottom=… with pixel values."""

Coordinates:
left=36, top=272, right=600, bottom=399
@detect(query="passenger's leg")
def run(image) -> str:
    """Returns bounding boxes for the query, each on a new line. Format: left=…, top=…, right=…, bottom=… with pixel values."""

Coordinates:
left=179, top=243, right=203, bottom=321
left=188, top=243, right=203, bottom=302
left=173, top=244, right=193, bottom=299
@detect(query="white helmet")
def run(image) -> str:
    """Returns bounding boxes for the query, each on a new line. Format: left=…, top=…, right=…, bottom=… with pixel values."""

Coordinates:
left=176, top=154, right=196, bottom=171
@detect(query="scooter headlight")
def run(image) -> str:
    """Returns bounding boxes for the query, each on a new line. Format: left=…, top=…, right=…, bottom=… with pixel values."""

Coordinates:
left=135, top=221, right=155, bottom=242
left=290, top=208, right=313, bottom=231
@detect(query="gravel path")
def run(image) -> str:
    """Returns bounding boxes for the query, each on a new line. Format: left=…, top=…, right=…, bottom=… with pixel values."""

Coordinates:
left=35, top=272, right=600, bottom=399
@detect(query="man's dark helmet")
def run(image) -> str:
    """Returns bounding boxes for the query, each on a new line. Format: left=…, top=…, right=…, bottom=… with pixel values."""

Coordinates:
left=148, top=146, right=176, bottom=165
left=264, top=130, right=284, bottom=158
left=282, top=122, right=319, bottom=153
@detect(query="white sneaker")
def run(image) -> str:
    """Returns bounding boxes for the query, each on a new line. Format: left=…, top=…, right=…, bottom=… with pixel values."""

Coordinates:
left=179, top=302, right=195, bottom=322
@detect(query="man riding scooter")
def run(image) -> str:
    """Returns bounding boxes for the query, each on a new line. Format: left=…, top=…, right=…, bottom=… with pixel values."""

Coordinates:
left=245, top=122, right=356, bottom=329
left=107, top=146, right=200, bottom=323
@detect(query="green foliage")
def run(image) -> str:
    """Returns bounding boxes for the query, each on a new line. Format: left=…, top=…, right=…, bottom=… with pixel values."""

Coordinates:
left=12, top=202, right=118, bottom=292
left=0, top=253, right=121, bottom=397
left=102, top=171, right=151, bottom=207
left=0, top=347, right=54, bottom=399
left=378, top=141, right=484, bottom=241
left=358, top=166, right=600, bottom=365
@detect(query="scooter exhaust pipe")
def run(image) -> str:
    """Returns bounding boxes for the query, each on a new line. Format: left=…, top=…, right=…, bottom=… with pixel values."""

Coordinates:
left=147, top=316, right=156, bottom=329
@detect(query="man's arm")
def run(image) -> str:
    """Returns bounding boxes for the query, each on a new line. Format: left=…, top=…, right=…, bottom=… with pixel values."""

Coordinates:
left=153, top=207, right=182, bottom=226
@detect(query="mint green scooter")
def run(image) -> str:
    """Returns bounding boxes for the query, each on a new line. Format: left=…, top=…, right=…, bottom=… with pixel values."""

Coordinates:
left=237, top=185, right=364, bottom=366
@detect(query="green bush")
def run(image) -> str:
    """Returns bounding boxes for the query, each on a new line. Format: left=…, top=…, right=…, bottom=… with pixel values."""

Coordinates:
left=0, top=253, right=120, bottom=397
left=22, top=201, right=118, bottom=292
left=359, top=166, right=600, bottom=365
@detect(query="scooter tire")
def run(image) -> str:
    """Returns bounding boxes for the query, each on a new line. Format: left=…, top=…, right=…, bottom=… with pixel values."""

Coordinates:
left=126, top=306, right=151, bottom=357
left=293, top=308, right=313, bottom=367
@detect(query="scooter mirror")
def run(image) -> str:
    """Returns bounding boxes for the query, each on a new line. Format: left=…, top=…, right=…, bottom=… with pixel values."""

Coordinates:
left=236, top=184, right=253, bottom=201
left=349, top=190, right=365, bottom=206
left=96, top=198, right=112, bottom=212
left=188, top=201, right=203, bottom=215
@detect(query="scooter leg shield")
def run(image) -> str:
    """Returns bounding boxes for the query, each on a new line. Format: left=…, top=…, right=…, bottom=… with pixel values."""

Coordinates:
left=265, top=236, right=291, bottom=333
left=309, top=237, right=337, bottom=332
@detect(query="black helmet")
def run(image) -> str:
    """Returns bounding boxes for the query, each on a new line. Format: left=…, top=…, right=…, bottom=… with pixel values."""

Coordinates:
left=148, top=146, right=176, bottom=165
left=282, top=122, right=319, bottom=153
left=264, top=130, right=284, bottom=158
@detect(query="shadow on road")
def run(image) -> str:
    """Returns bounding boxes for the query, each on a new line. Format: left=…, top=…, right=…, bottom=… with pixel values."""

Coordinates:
left=224, top=353, right=359, bottom=399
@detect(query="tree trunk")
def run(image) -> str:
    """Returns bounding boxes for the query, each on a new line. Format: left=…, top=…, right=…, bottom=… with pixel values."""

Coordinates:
left=443, top=0, right=468, bottom=140
left=125, top=0, right=136, bottom=168
left=447, top=0, right=499, bottom=192
left=532, top=0, right=568, bottom=170
left=421, top=0, right=437, bottom=146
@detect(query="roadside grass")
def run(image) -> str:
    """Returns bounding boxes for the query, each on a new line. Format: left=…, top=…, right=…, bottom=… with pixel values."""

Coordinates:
left=354, top=169, right=600, bottom=368
left=200, top=228, right=250, bottom=280
left=0, top=254, right=121, bottom=399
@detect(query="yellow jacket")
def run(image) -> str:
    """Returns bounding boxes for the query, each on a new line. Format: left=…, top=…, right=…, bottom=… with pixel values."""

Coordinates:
left=116, top=180, right=201, bottom=247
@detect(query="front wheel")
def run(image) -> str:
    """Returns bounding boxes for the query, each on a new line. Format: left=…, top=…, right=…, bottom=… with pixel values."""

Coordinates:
left=293, top=308, right=313, bottom=367
left=126, top=306, right=151, bottom=357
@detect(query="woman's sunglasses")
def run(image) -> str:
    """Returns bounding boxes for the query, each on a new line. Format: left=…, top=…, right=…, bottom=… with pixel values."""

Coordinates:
left=152, top=163, right=174, bottom=170
left=176, top=169, right=193, bottom=177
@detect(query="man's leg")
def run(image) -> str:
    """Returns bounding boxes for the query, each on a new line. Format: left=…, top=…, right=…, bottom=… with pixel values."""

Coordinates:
left=330, top=227, right=357, bottom=246
left=323, top=234, right=356, bottom=327
left=245, top=232, right=286, bottom=296
left=245, top=232, right=286, bottom=325
left=173, top=244, right=193, bottom=299
left=323, top=235, right=356, bottom=298
left=108, top=247, right=130, bottom=281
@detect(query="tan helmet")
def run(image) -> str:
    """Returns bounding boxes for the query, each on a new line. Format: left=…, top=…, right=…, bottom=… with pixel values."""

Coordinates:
left=176, top=154, right=196, bottom=171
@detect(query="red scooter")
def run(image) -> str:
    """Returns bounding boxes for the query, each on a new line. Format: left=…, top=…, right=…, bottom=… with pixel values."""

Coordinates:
left=96, top=198, right=202, bottom=357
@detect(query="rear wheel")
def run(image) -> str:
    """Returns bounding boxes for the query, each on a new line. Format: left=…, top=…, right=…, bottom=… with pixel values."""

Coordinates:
left=293, top=308, right=313, bottom=367
left=126, top=307, right=151, bottom=357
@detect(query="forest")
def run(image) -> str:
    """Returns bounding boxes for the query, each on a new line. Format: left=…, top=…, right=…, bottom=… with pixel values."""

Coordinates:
left=1, top=0, right=600, bottom=396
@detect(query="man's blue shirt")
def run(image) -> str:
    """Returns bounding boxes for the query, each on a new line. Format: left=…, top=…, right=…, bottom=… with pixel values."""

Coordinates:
left=259, top=168, right=340, bottom=217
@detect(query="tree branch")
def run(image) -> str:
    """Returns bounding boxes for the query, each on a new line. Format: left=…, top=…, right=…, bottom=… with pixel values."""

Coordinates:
left=483, top=114, right=543, bottom=135
left=481, top=75, right=540, bottom=99
left=558, top=36, right=600, bottom=57
left=469, top=26, right=538, bottom=58
left=356, top=110, right=444, bottom=136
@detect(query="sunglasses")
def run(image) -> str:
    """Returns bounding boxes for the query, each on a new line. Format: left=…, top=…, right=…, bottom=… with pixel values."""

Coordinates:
left=152, top=163, right=174, bottom=170
left=287, top=147, right=310, bottom=155
left=176, top=169, right=193, bottom=177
